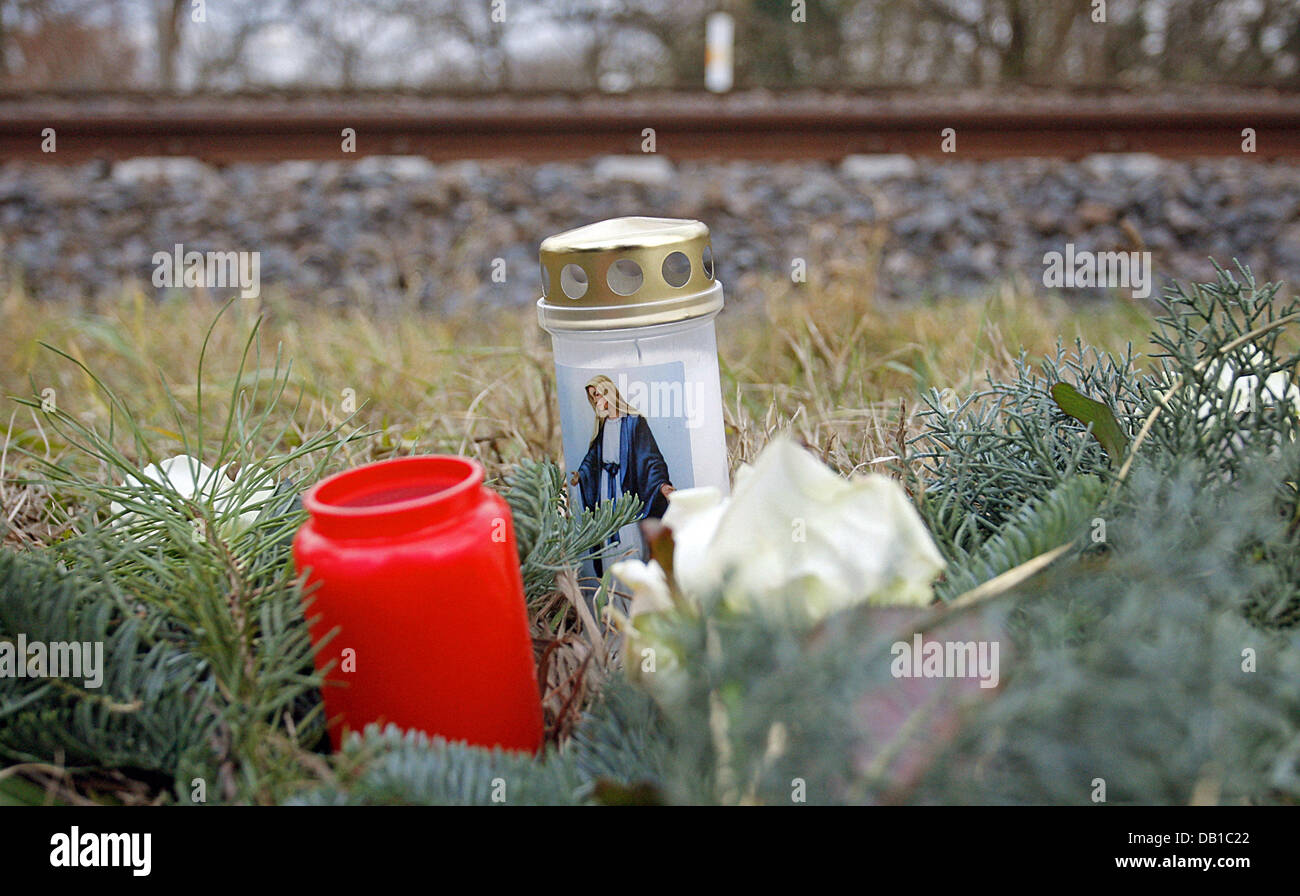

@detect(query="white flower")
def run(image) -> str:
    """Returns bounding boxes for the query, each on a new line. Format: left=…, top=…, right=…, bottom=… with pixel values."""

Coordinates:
left=109, top=454, right=276, bottom=539
left=611, top=437, right=946, bottom=625
left=1198, top=349, right=1300, bottom=421
left=608, top=555, right=674, bottom=617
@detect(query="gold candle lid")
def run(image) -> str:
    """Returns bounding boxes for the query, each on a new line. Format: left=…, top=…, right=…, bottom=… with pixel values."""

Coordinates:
left=537, top=216, right=723, bottom=332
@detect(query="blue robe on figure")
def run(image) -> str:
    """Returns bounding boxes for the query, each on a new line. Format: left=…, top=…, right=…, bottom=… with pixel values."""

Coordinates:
left=575, top=414, right=673, bottom=575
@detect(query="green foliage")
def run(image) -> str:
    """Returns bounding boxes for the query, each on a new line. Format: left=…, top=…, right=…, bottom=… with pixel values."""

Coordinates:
left=1050, top=382, right=1129, bottom=464
left=0, top=549, right=215, bottom=777
left=566, top=676, right=671, bottom=791
left=917, top=458, right=1300, bottom=805
left=911, top=339, right=1147, bottom=559
left=500, top=458, right=642, bottom=607
left=1130, top=264, right=1300, bottom=629
left=1, top=303, right=359, bottom=803
left=935, top=473, right=1107, bottom=602
left=1142, top=261, right=1300, bottom=484
left=287, top=725, right=587, bottom=806
left=1239, top=440, right=1300, bottom=630
left=618, top=597, right=907, bottom=805
left=285, top=678, right=674, bottom=806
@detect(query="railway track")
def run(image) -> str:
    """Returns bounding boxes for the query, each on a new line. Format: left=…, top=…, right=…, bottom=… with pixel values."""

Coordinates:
left=2, top=90, right=1299, bottom=163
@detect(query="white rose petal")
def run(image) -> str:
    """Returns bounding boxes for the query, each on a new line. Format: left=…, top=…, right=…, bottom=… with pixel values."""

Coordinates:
left=109, top=454, right=276, bottom=540
left=659, top=485, right=728, bottom=598
left=1199, top=349, right=1300, bottom=420
left=608, top=558, right=673, bottom=618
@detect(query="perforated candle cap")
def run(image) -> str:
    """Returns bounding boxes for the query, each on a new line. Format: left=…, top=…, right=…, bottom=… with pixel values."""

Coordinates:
left=538, top=216, right=724, bottom=332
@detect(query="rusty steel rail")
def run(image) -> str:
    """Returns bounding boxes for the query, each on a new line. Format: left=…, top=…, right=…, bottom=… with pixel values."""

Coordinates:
left=2, top=91, right=1299, bottom=162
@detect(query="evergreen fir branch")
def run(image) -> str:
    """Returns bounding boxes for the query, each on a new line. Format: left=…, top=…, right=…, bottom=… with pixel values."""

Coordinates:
left=1122, top=263, right=1300, bottom=487
left=909, top=339, right=1147, bottom=559
left=500, top=458, right=642, bottom=605
left=0, top=549, right=217, bottom=776
left=613, top=594, right=903, bottom=805
left=935, top=473, right=1106, bottom=603
left=284, top=725, right=587, bottom=806
left=917, top=458, right=1300, bottom=805
left=2, top=305, right=358, bottom=803
left=565, top=675, right=672, bottom=791
left=1239, top=440, right=1300, bottom=630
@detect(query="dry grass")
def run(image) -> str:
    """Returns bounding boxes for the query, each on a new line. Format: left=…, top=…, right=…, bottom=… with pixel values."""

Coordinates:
left=0, top=273, right=1154, bottom=517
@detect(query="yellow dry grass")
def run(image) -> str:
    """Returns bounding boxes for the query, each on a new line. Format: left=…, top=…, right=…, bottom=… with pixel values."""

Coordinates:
left=0, top=272, right=1155, bottom=546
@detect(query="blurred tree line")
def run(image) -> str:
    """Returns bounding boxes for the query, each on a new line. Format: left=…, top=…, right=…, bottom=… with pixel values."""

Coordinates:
left=2, top=0, right=1298, bottom=91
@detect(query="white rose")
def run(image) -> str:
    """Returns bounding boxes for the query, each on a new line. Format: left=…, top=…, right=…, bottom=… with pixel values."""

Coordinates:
left=1198, top=349, right=1300, bottom=420
left=109, top=454, right=276, bottom=539
left=611, top=437, right=946, bottom=625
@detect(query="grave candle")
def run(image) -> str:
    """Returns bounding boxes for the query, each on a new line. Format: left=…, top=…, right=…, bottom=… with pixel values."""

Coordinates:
left=293, top=455, right=544, bottom=754
left=537, top=217, right=730, bottom=576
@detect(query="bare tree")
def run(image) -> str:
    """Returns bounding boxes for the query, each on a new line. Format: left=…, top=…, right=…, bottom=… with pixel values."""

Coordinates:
left=155, top=0, right=185, bottom=89
left=1, top=0, right=140, bottom=88
left=5, top=0, right=1300, bottom=93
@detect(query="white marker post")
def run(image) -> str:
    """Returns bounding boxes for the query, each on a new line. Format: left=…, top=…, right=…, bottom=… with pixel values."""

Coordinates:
left=705, top=11, right=735, bottom=94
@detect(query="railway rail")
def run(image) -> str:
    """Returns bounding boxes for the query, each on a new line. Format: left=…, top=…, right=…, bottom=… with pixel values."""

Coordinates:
left=2, top=90, right=1299, bottom=163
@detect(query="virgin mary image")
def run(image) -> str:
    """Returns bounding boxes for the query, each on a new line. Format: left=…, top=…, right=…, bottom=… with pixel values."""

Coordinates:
left=570, top=374, right=675, bottom=574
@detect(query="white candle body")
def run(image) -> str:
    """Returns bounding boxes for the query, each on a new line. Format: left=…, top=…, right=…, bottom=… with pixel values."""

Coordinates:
left=547, top=311, right=730, bottom=503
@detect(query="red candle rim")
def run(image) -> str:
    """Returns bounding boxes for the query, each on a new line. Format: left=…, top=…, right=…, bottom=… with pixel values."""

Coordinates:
left=302, top=455, right=486, bottom=537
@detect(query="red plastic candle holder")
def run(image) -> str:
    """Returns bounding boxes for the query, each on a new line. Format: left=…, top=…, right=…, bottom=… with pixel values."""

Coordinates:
left=293, top=455, right=544, bottom=754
